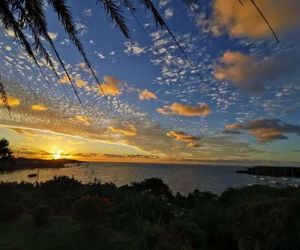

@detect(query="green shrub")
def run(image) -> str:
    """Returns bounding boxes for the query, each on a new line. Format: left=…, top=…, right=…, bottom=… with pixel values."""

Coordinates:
left=0, top=203, right=23, bottom=221
left=73, top=196, right=111, bottom=224
left=130, top=178, right=172, bottom=198
left=173, top=221, right=206, bottom=249
left=233, top=198, right=300, bottom=250
left=32, top=205, right=51, bottom=226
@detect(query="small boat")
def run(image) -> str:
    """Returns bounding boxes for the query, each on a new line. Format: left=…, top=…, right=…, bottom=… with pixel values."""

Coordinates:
left=28, top=173, right=38, bottom=178
left=28, top=170, right=39, bottom=180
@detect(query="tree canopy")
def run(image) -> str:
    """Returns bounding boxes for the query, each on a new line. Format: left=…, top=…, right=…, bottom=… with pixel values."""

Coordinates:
left=0, top=138, right=13, bottom=160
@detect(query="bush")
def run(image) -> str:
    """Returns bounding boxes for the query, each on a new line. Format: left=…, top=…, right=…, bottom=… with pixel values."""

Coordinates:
left=41, top=176, right=82, bottom=196
left=173, top=221, right=206, bottom=249
left=73, top=196, right=111, bottom=224
left=32, top=206, right=51, bottom=226
left=130, top=178, right=172, bottom=198
left=0, top=203, right=23, bottom=222
left=233, top=198, right=300, bottom=250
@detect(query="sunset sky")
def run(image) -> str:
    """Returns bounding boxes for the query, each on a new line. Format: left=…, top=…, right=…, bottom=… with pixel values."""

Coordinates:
left=1, top=0, right=300, bottom=165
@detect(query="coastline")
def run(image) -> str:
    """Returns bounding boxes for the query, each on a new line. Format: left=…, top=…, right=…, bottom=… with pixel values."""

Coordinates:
left=237, top=166, right=300, bottom=178
left=0, top=158, right=80, bottom=172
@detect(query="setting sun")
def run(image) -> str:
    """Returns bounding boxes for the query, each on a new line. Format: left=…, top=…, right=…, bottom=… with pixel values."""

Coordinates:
left=53, top=150, right=62, bottom=160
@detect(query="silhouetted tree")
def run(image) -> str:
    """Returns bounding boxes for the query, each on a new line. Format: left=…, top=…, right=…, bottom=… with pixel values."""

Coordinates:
left=0, top=138, right=13, bottom=160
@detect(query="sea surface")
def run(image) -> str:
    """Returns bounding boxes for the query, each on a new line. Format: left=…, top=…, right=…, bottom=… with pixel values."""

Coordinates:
left=1, top=162, right=299, bottom=194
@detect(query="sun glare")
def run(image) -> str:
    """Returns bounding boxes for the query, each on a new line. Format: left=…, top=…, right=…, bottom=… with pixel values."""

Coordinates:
left=53, top=150, right=62, bottom=160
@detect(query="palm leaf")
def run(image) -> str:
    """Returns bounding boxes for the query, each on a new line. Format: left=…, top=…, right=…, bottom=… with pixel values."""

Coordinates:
left=0, top=75, right=11, bottom=116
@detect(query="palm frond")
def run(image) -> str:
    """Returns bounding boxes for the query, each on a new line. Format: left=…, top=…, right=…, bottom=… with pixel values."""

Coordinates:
left=121, top=0, right=146, bottom=32
left=140, top=0, right=198, bottom=72
left=48, top=0, right=106, bottom=97
left=249, top=0, right=279, bottom=43
left=0, top=76, right=11, bottom=116
left=98, top=0, right=130, bottom=38
left=0, top=0, right=51, bottom=87
left=237, top=0, right=279, bottom=43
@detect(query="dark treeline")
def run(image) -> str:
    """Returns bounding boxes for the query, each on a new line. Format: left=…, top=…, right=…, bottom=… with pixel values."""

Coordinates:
left=0, top=158, right=79, bottom=172
left=1, top=176, right=300, bottom=250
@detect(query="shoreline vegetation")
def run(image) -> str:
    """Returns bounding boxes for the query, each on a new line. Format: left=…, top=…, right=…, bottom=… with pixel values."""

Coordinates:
left=0, top=158, right=80, bottom=172
left=1, top=175, right=300, bottom=249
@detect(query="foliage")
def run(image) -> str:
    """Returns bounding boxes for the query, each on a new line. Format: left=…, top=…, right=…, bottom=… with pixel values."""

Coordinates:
left=73, top=195, right=111, bottom=224
left=1, top=176, right=300, bottom=249
left=0, top=138, right=13, bottom=160
left=32, top=205, right=51, bottom=226
left=129, top=177, right=172, bottom=198
left=0, top=203, right=23, bottom=222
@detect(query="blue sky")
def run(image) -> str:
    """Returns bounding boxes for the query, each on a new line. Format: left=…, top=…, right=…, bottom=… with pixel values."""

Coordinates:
left=0, top=0, right=300, bottom=165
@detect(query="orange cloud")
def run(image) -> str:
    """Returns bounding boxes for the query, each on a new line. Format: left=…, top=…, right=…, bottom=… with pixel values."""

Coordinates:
left=0, top=96, right=21, bottom=107
left=108, top=124, right=137, bottom=136
left=139, top=89, right=157, bottom=101
left=60, top=74, right=87, bottom=88
left=31, top=104, right=48, bottom=111
left=214, top=51, right=259, bottom=90
left=157, top=102, right=211, bottom=116
left=75, top=115, right=90, bottom=125
left=99, top=76, right=122, bottom=96
left=167, top=131, right=200, bottom=148
left=210, top=0, right=300, bottom=39
left=59, top=74, right=70, bottom=84
left=224, top=118, right=300, bottom=142
left=214, top=50, right=300, bottom=92
left=9, top=128, right=37, bottom=137
left=75, top=78, right=87, bottom=88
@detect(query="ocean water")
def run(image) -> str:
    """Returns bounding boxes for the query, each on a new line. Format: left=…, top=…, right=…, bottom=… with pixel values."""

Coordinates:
left=1, top=162, right=299, bottom=194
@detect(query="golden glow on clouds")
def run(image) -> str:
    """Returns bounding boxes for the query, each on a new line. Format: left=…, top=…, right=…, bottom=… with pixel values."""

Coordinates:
left=0, top=96, right=21, bottom=107
left=211, top=0, right=300, bottom=39
left=60, top=75, right=87, bottom=88
left=157, top=102, right=211, bottom=117
left=53, top=149, right=62, bottom=159
left=214, top=51, right=253, bottom=82
left=0, top=124, right=149, bottom=159
left=100, top=76, right=122, bottom=96
left=75, top=115, right=90, bottom=125
left=139, top=89, right=157, bottom=101
left=31, top=104, right=48, bottom=111
left=75, top=78, right=87, bottom=88
left=167, top=131, right=200, bottom=148
left=60, top=74, right=70, bottom=84
left=108, top=124, right=137, bottom=136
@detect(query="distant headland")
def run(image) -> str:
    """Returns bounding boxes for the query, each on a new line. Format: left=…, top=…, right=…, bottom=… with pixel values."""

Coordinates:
left=237, top=166, right=300, bottom=178
left=0, top=158, right=80, bottom=172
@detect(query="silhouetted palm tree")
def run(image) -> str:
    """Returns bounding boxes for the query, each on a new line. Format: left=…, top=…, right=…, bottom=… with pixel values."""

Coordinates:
left=0, top=0, right=278, bottom=109
left=0, top=0, right=191, bottom=106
